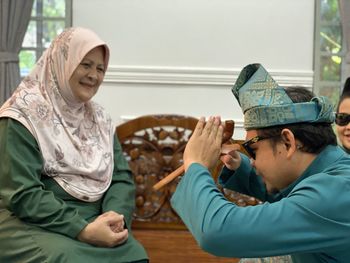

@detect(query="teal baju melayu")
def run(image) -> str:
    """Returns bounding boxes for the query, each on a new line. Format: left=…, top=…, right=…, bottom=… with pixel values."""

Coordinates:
left=171, top=145, right=350, bottom=263
left=0, top=118, right=148, bottom=263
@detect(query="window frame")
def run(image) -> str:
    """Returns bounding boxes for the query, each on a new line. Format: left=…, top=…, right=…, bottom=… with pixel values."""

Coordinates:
left=313, top=0, right=345, bottom=105
left=20, top=0, right=72, bottom=76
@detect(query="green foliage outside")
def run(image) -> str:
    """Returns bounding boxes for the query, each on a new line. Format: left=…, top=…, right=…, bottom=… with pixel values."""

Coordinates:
left=20, top=0, right=66, bottom=76
left=319, top=0, right=343, bottom=107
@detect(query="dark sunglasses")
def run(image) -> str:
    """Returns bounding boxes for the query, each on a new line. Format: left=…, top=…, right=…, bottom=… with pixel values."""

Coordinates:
left=335, top=113, right=350, bottom=126
left=241, top=135, right=280, bottom=160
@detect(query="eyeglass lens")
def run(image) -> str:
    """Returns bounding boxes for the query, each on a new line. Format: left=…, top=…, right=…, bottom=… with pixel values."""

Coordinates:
left=242, top=137, right=261, bottom=159
left=242, top=145, right=255, bottom=159
left=335, top=113, right=350, bottom=126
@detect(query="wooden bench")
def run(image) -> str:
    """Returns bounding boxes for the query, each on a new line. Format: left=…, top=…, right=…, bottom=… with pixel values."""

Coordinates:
left=116, top=114, right=260, bottom=263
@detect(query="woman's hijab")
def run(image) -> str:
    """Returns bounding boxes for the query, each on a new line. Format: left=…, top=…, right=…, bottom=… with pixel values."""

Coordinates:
left=0, top=27, right=114, bottom=202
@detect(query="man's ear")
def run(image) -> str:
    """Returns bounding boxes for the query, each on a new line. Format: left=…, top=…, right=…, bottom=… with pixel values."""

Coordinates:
left=280, top=129, right=298, bottom=158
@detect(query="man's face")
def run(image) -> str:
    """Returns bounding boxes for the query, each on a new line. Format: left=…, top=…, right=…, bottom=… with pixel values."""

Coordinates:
left=245, top=130, right=295, bottom=193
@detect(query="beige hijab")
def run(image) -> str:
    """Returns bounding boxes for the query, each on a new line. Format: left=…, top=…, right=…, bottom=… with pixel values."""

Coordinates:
left=0, top=27, right=114, bottom=202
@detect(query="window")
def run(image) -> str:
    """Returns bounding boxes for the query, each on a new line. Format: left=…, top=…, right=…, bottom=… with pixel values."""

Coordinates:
left=314, top=0, right=344, bottom=107
left=20, top=0, right=72, bottom=77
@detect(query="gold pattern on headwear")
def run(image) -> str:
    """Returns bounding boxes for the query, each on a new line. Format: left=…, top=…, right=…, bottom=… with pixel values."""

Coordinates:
left=232, top=63, right=335, bottom=129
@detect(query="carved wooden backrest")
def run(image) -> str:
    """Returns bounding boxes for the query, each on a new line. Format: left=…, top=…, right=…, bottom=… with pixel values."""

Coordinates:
left=116, top=114, right=261, bottom=230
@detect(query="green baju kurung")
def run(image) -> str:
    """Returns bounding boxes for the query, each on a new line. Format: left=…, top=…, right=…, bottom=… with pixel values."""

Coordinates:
left=0, top=118, right=148, bottom=263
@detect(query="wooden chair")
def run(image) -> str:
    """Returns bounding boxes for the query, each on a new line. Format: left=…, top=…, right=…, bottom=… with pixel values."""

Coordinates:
left=116, top=114, right=260, bottom=263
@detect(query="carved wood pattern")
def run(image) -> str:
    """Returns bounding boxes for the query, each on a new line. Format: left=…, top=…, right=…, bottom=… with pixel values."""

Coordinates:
left=116, top=115, right=261, bottom=229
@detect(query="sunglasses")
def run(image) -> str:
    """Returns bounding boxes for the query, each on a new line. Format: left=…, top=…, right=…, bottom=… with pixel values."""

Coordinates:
left=241, top=135, right=280, bottom=160
left=335, top=113, right=350, bottom=126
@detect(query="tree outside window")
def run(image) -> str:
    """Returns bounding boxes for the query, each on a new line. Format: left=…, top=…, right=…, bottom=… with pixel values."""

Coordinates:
left=20, top=0, right=72, bottom=76
left=314, top=0, right=344, bottom=107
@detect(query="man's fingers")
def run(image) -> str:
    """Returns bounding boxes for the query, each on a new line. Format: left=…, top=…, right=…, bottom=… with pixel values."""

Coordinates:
left=202, top=116, right=214, bottom=136
left=205, top=116, right=223, bottom=147
left=215, top=124, right=224, bottom=146
left=192, top=116, right=206, bottom=137
left=194, top=116, right=223, bottom=140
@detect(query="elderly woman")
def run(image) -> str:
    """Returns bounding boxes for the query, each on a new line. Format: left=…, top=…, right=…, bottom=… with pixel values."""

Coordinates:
left=0, top=27, right=148, bottom=263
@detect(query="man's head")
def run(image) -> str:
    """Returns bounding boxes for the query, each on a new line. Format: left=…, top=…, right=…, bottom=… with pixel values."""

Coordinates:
left=256, top=87, right=337, bottom=155
left=232, top=64, right=337, bottom=193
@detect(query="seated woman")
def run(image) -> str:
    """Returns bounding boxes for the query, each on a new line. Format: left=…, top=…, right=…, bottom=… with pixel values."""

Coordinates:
left=335, top=77, right=350, bottom=153
left=0, top=27, right=148, bottom=263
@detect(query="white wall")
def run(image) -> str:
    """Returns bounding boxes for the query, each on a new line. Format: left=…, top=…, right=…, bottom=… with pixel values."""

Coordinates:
left=73, top=0, right=315, bottom=139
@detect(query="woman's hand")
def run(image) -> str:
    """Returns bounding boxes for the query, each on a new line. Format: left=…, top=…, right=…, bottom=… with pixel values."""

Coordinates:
left=77, top=211, right=128, bottom=247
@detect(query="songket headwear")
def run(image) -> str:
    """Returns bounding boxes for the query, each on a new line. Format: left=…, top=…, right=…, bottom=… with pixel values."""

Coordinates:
left=0, top=27, right=113, bottom=202
left=231, top=63, right=335, bottom=130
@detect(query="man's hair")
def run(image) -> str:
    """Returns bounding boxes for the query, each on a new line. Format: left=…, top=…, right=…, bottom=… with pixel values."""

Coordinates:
left=257, top=86, right=337, bottom=154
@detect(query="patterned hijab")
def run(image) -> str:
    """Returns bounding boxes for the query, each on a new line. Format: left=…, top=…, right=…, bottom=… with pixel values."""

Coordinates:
left=232, top=63, right=335, bottom=130
left=0, top=27, right=114, bottom=202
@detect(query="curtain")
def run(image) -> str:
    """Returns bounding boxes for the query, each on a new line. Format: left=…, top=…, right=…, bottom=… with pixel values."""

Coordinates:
left=338, top=0, right=350, bottom=86
left=0, top=0, right=34, bottom=105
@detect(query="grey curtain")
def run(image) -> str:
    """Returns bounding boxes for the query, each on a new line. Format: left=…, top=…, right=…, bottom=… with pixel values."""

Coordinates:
left=0, top=0, right=34, bottom=105
left=338, top=0, right=350, bottom=86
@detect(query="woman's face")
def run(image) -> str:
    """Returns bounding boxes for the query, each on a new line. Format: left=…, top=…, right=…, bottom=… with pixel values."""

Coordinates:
left=69, top=46, right=106, bottom=102
left=336, top=97, right=350, bottom=150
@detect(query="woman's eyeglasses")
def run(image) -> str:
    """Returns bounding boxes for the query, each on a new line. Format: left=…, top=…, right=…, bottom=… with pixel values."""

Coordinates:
left=241, top=135, right=280, bottom=160
left=335, top=113, right=350, bottom=126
